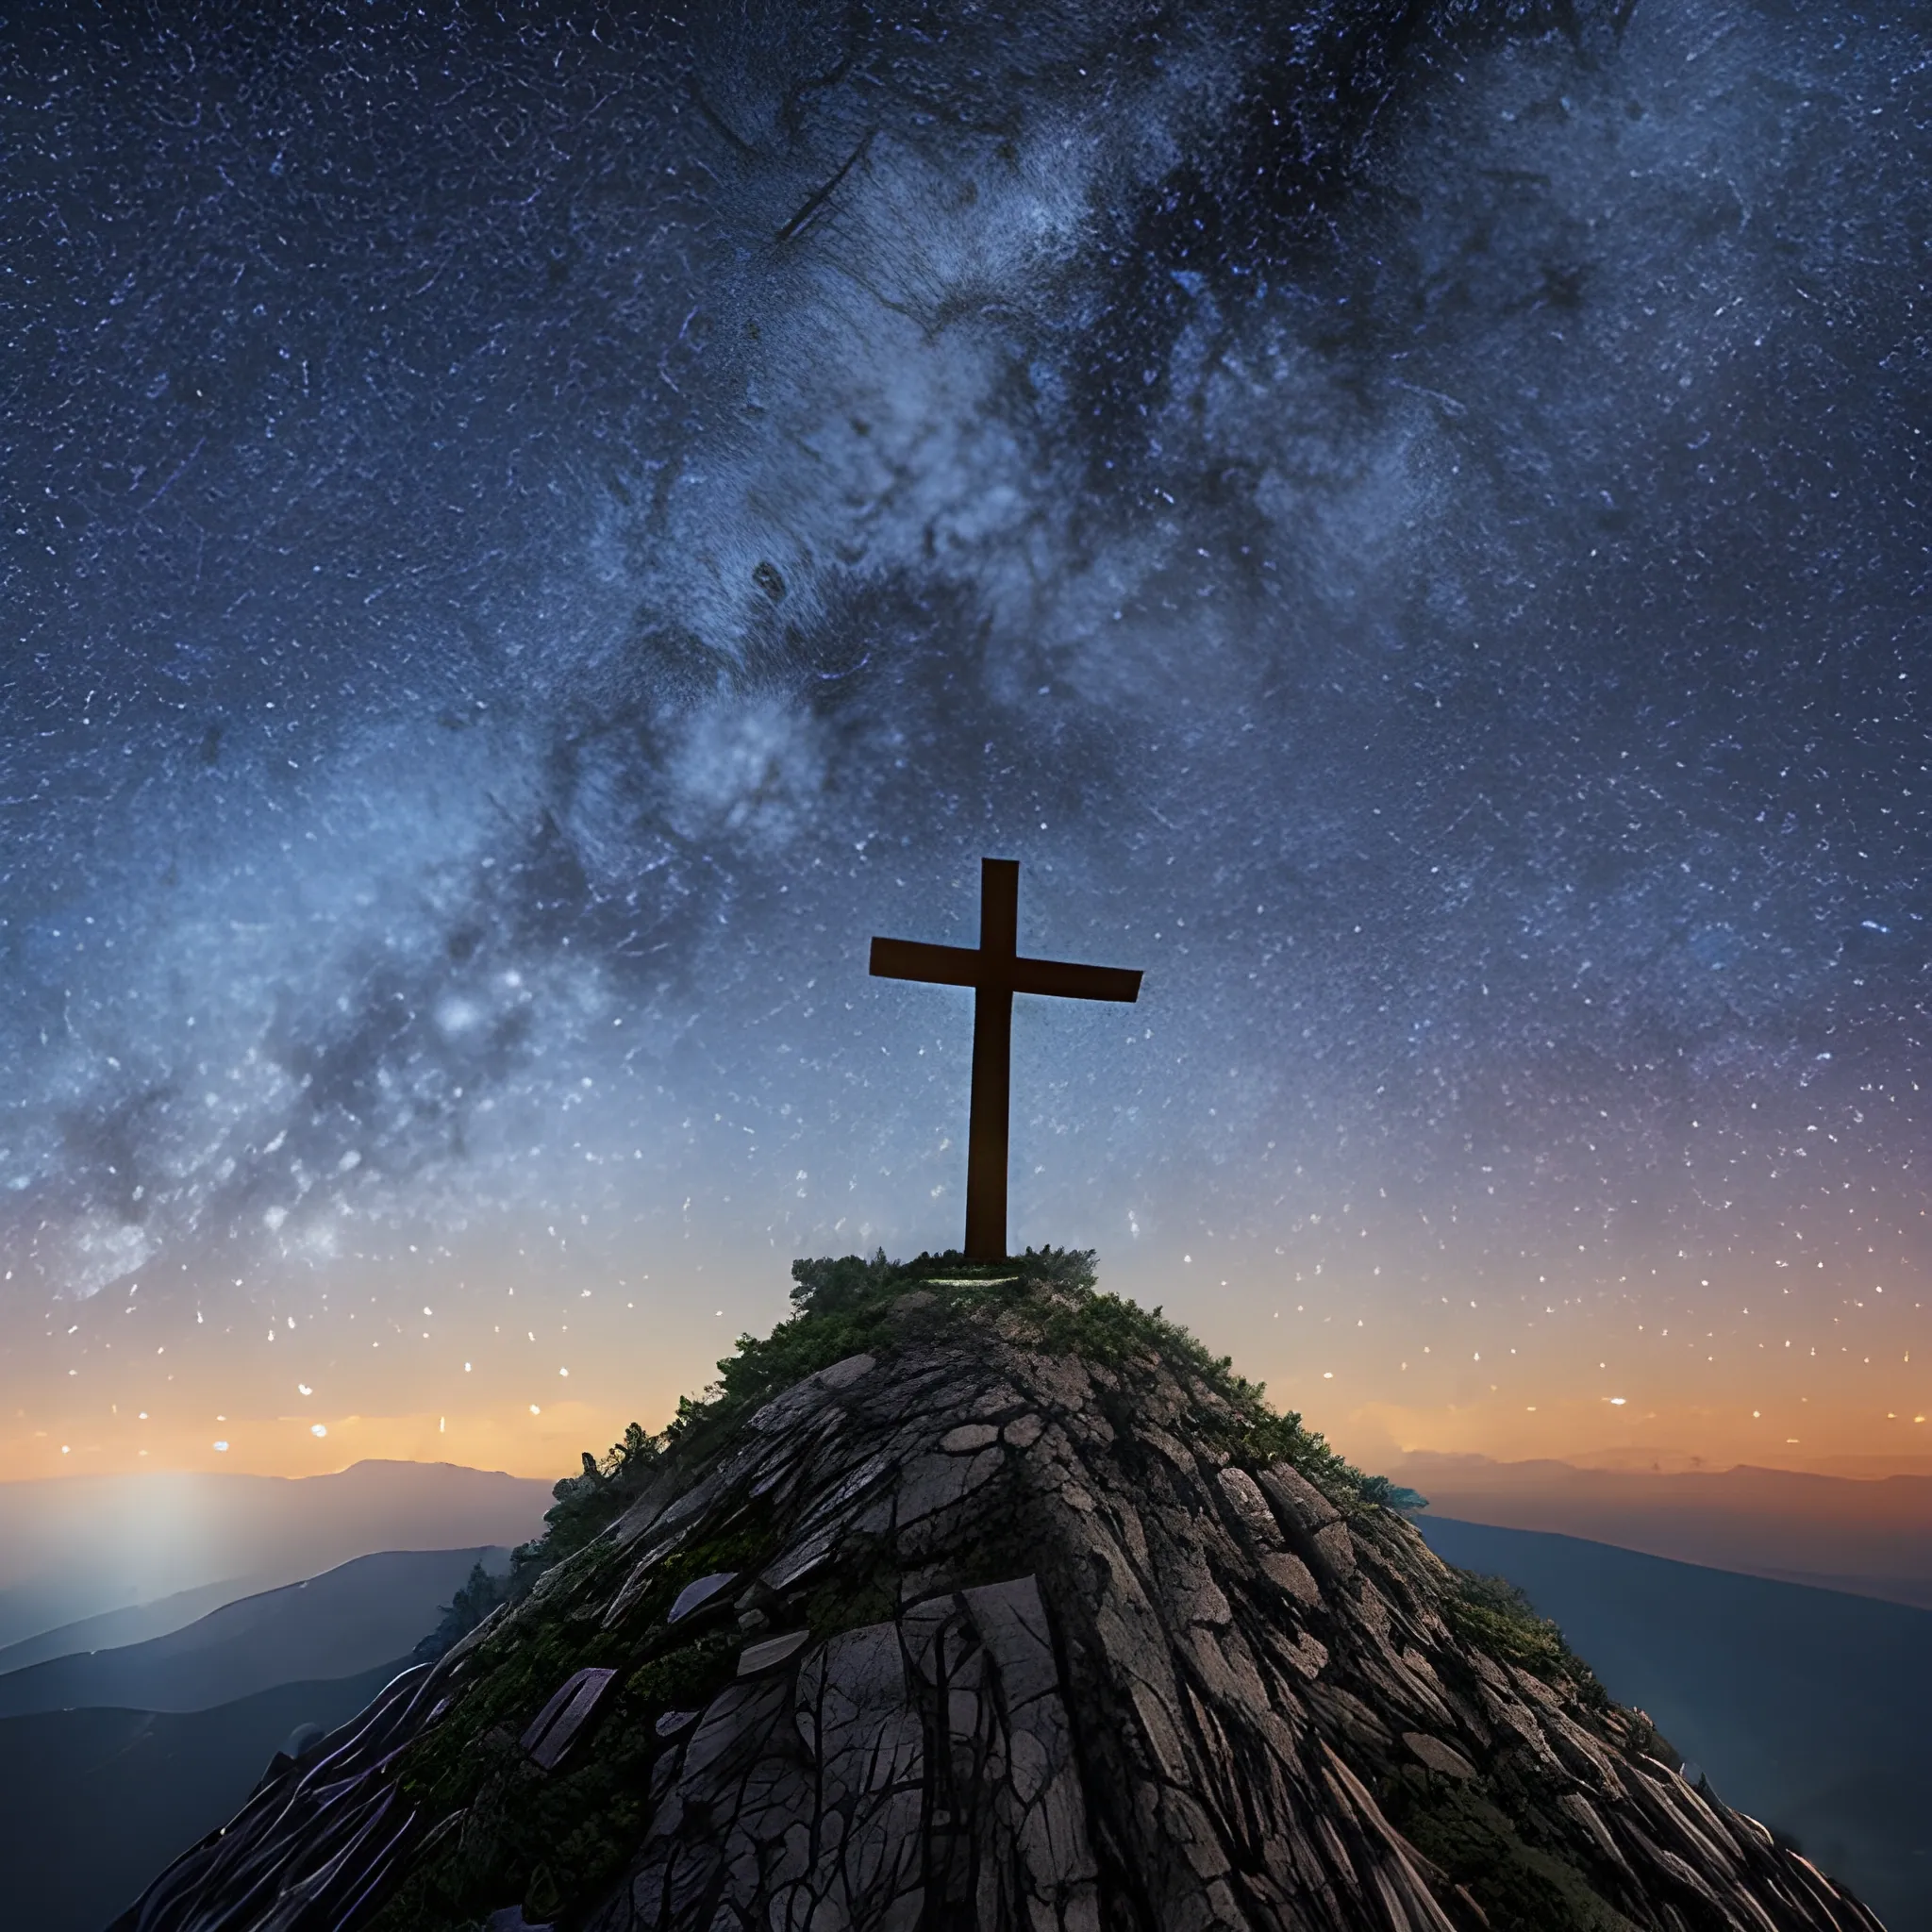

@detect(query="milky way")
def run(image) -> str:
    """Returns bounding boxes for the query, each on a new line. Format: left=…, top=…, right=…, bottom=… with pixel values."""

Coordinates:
left=6, top=2, right=1931, bottom=1470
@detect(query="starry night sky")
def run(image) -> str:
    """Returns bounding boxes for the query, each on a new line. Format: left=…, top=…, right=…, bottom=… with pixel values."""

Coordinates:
left=5, top=1, right=1930, bottom=1480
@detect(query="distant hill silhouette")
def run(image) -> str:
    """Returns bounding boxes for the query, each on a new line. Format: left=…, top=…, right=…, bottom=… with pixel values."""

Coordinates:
left=0, top=1546, right=509, bottom=1718
left=0, top=1577, right=247, bottom=1677
left=1417, top=1515, right=1932, bottom=1930
left=0, top=1458, right=550, bottom=1650
left=0, top=1660, right=408, bottom=1932
left=1395, top=1453, right=1932, bottom=1609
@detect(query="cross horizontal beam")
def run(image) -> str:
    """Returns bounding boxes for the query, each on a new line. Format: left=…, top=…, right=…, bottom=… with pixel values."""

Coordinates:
left=870, top=858, right=1142, bottom=1260
left=868, top=938, right=1141, bottom=1004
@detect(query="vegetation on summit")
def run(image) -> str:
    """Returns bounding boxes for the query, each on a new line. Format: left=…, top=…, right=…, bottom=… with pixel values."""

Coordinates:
left=421, top=1245, right=1422, bottom=1658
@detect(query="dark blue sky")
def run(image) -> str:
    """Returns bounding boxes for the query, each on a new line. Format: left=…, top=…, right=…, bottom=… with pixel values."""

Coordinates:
left=4, top=1, right=1930, bottom=1474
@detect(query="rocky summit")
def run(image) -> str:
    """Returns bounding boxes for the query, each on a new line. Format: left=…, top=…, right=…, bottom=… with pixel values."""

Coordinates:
left=116, top=1251, right=1886, bottom=1932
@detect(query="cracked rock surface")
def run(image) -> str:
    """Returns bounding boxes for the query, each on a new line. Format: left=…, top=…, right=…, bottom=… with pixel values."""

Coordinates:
left=114, top=1257, right=1887, bottom=1932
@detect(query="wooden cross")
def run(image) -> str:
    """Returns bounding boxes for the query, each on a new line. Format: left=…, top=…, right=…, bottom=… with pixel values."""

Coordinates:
left=871, top=858, right=1143, bottom=1261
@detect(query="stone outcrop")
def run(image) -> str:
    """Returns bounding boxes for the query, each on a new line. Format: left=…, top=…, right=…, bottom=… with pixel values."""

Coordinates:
left=114, top=1255, right=1888, bottom=1932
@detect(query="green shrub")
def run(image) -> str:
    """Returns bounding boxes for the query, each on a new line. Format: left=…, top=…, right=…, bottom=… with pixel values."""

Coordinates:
left=1443, top=1570, right=1607, bottom=1707
left=415, top=1421, right=663, bottom=1658
left=1357, top=1474, right=1429, bottom=1514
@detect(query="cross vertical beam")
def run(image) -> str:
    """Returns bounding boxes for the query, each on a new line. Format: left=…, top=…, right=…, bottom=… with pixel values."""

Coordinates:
left=965, top=858, right=1019, bottom=1264
left=870, top=857, right=1143, bottom=1262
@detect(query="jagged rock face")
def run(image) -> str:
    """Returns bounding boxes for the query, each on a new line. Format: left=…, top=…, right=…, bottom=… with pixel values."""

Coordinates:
left=118, top=1290, right=1885, bottom=1932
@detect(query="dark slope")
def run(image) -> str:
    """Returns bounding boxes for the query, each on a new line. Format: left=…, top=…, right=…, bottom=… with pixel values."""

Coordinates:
left=115, top=1253, right=1889, bottom=1932
left=1415, top=1518, right=1932, bottom=1930
left=0, top=1660, right=408, bottom=1932
left=0, top=1546, right=508, bottom=1718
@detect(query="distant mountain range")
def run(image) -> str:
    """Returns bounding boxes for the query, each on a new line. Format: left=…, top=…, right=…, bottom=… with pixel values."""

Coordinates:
left=0, top=1457, right=551, bottom=1651
left=1418, top=1516, right=1932, bottom=1930
left=0, top=1545, right=509, bottom=1718
left=0, top=1575, right=250, bottom=1677
left=1394, top=1451, right=1932, bottom=1608
left=0, top=1540, right=525, bottom=1932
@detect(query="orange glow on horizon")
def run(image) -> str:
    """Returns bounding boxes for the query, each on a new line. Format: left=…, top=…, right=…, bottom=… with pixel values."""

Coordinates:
left=0, top=1396, right=660, bottom=1484
left=6, top=1238, right=1927, bottom=1487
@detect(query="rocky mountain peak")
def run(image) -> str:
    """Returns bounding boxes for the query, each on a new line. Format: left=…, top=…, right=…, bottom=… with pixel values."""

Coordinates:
left=117, top=1250, right=1886, bottom=1931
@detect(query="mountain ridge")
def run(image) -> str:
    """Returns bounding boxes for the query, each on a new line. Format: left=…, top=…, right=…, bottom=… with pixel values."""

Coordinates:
left=0, top=1546, right=511, bottom=1719
left=0, top=1458, right=550, bottom=1652
left=116, top=1251, right=1889, bottom=1932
